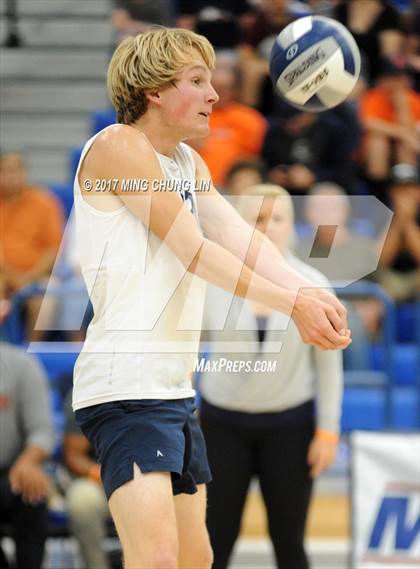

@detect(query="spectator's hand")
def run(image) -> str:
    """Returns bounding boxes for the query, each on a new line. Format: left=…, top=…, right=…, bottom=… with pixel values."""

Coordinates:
left=9, top=457, right=50, bottom=504
left=287, top=164, right=316, bottom=190
left=292, top=290, right=351, bottom=350
left=392, top=188, right=419, bottom=221
left=1, top=268, right=32, bottom=293
left=400, top=129, right=420, bottom=153
left=307, top=430, right=339, bottom=478
left=86, top=463, right=101, bottom=484
left=390, top=86, right=409, bottom=110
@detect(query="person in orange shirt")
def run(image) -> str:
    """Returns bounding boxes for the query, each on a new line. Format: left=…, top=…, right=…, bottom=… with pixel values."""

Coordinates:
left=191, top=65, right=268, bottom=187
left=360, top=58, right=420, bottom=184
left=0, top=152, right=64, bottom=340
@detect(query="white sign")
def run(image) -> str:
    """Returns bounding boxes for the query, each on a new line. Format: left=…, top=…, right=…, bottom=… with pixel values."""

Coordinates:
left=351, top=431, right=420, bottom=568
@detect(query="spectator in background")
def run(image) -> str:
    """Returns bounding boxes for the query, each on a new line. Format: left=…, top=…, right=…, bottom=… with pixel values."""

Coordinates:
left=3, top=0, right=21, bottom=48
left=377, top=164, right=420, bottom=302
left=239, top=0, right=293, bottom=108
left=177, top=1, right=251, bottom=50
left=296, top=182, right=378, bottom=365
left=112, top=0, right=174, bottom=44
left=403, top=5, right=420, bottom=92
left=200, top=184, right=343, bottom=569
left=262, top=104, right=360, bottom=199
left=296, top=183, right=377, bottom=280
left=62, top=393, right=111, bottom=569
left=222, top=158, right=266, bottom=196
left=300, top=0, right=338, bottom=17
left=0, top=322, right=54, bottom=568
left=0, top=152, right=64, bottom=340
left=54, top=214, right=91, bottom=342
left=359, top=58, right=420, bottom=198
left=333, top=0, right=403, bottom=83
left=190, top=65, right=267, bottom=187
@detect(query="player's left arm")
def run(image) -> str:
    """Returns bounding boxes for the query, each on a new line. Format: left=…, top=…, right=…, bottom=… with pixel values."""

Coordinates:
left=193, top=150, right=348, bottom=329
left=193, top=150, right=307, bottom=291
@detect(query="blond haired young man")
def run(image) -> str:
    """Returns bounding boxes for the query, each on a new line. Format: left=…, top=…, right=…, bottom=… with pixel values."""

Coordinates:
left=72, top=28, right=351, bottom=569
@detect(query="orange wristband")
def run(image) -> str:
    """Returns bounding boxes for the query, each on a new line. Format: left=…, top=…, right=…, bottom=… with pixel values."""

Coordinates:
left=315, top=429, right=339, bottom=444
left=87, top=464, right=101, bottom=482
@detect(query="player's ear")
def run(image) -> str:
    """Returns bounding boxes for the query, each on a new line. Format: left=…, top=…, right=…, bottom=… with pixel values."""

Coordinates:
left=145, top=90, right=162, bottom=105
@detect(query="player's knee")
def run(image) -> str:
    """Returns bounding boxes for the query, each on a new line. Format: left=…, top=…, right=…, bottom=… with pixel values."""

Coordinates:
left=148, top=546, right=178, bottom=569
left=200, top=543, right=214, bottom=569
left=124, top=540, right=178, bottom=569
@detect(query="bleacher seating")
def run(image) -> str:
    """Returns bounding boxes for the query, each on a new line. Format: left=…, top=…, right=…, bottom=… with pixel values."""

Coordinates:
left=396, top=303, right=419, bottom=343
left=92, top=108, right=116, bottom=134
left=1, top=0, right=111, bottom=185
left=35, top=347, right=80, bottom=385
left=69, top=146, right=84, bottom=182
left=371, top=343, right=419, bottom=386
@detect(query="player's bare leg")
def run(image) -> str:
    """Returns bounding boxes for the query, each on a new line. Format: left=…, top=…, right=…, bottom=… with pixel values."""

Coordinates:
left=108, top=465, right=178, bottom=569
left=175, top=484, right=213, bottom=569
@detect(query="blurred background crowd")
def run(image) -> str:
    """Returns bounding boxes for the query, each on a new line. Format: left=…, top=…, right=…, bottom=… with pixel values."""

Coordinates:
left=0, top=1, right=419, bottom=568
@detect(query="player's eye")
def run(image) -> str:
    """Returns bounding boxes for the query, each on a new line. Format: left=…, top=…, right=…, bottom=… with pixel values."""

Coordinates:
left=192, top=77, right=202, bottom=85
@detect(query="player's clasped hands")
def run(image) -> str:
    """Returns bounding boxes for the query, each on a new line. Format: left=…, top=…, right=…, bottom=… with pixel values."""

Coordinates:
left=292, top=288, right=351, bottom=351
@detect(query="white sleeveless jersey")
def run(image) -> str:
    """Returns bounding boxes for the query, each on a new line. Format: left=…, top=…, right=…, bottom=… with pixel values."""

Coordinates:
left=72, top=125, right=206, bottom=410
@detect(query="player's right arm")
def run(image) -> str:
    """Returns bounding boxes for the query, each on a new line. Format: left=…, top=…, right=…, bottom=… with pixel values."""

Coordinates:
left=79, top=125, right=348, bottom=350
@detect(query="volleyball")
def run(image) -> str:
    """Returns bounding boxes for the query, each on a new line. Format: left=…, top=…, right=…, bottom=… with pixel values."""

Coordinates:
left=269, top=15, right=361, bottom=112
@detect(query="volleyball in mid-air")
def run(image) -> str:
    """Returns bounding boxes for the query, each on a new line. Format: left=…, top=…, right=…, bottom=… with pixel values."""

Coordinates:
left=269, top=15, right=361, bottom=112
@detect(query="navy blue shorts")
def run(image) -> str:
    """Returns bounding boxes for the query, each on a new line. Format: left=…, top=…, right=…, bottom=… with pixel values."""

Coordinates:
left=75, top=398, right=212, bottom=501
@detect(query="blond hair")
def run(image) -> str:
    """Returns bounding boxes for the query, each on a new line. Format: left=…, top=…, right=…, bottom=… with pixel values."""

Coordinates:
left=237, top=184, right=295, bottom=224
left=107, top=28, right=216, bottom=124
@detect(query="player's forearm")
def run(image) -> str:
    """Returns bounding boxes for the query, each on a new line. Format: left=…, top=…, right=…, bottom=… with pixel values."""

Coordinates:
left=188, top=238, right=296, bottom=314
left=245, top=229, right=312, bottom=290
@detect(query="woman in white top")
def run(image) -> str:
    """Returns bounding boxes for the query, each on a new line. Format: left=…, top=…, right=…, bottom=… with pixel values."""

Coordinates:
left=200, top=184, right=343, bottom=569
left=72, top=28, right=350, bottom=569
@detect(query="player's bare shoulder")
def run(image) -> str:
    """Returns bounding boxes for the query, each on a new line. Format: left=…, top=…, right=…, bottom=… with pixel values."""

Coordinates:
left=87, top=124, right=153, bottom=172
left=79, top=124, right=162, bottom=204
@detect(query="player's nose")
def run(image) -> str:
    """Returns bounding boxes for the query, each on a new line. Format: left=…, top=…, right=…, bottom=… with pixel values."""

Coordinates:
left=207, top=83, right=219, bottom=104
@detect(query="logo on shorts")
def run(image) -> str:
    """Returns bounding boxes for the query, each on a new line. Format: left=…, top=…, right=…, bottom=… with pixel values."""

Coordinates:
left=156, top=450, right=164, bottom=457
